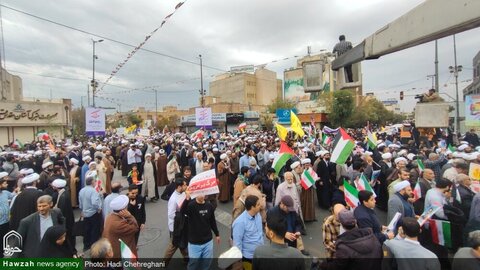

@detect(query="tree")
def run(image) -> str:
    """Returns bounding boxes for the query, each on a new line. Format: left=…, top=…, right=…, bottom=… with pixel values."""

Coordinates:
left=267, top=98, right=297, bottom=113
left=328, top=90, right=355, bottom=127
left=260, top=113, right=274, bottom=131
left=71, top=107, right=86, bottom=136
left=126, top=113, right=143, bottom=127
left=316, top=91, right=333, bottom=113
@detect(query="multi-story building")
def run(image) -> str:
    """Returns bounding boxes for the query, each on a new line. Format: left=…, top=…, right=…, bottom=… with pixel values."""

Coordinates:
left=463, top=50, right=480, bottom=96
left=209, top=67, right=282, bottom=106
left=0, top=68, right=72, bottom=146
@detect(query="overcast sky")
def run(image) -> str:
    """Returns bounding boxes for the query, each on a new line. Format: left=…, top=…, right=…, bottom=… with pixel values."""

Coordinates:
left=1, top=0, right=479, bottom=113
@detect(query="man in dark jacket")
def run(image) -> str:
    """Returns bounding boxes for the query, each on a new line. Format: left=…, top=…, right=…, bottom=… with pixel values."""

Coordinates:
left=16, top=195, right=65, bottom=257
left=320, top=209, right=382, bottom=270
left=316, top=152, right=337, bottom=209
left=127, top=184, right=146, bottom=245
left=9, top=173, right=44, bottom=231
left=51, top=179, right=76, bottom=255
left=354, top=190, right=393, bottom=244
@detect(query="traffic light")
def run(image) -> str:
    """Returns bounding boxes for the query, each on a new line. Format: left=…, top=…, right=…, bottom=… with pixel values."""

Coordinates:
left=400, top=91, right=404, bottom=100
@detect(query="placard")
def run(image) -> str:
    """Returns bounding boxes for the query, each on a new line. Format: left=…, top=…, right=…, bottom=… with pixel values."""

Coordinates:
left=470, top=163, right=480, bottom=181
left=195, top=107, right=212, bottom=127
left=85, top=107, right=105, bottom=136
left=188, top=169, right=219, bottom=199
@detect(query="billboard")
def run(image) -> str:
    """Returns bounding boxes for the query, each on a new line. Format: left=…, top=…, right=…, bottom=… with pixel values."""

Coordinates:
left=195, top=107, right=213, bottom=127
left=230, top=65, right=254, bottom=73
left=284, top=68, right=308, bottom=101
left=465, top=94, right=480, bottom=127
left=85, top=107, right=105, bottom=136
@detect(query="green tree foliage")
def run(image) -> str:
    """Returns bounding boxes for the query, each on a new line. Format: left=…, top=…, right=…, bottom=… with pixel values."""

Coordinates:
left=71, top=107, right=85, bottom=136
left=126, top=113, right=143, bottom=127
left=329, top=90, right=355, bottom=127
left=348, top=98, right=405, bottom=127
left=156, top=115, right=179, bottom=130
left=267, top=98, right=297, bottom=113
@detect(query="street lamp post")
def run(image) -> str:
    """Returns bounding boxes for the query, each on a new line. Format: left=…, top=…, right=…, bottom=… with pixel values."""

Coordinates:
left=91, top=39, right=104, bottom=107
left=199, top=54, right=205, bottom=107
left=449, top=35, right=463, bottom=135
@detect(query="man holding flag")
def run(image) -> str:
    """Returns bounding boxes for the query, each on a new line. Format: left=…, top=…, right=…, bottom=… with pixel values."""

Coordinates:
left=300, top=159, right=317, bottom=222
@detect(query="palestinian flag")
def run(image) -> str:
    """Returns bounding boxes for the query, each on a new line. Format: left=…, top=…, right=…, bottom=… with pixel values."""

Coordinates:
left=417, top=158, right=425, bottom=172
left=344, top=180, right=360, bottom=209
left=330, top=128, right=355, bottom=165
left=367, top=131, right=378, bottom=150
left=120, top=239, right=137, bottom=269
left=429, top=219, right=452, bottom=248
left=448, top=144, right=455, bottom=152
left=11, top=139, right=24, bottom=148
left=322, top=134, right=332, bottom=145
left=357, top=174, right=376, bottom=197
left=413, top=181, right=422, bottom=202
left=301, top=168, right=318, bottom=190
left=36, top=130, right=50, bottom=141
left=272, top=141, right=294, bottom=174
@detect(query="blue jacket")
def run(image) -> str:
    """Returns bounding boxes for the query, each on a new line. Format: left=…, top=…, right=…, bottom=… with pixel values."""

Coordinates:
left=353, top=204, right=387, bottom=244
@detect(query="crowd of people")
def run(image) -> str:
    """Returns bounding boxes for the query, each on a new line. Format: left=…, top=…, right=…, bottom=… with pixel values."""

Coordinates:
left=0, top=126, right=480, bottom=270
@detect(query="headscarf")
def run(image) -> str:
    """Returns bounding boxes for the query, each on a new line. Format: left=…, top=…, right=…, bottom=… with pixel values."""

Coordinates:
left=38, top=225, right=73, bottom=258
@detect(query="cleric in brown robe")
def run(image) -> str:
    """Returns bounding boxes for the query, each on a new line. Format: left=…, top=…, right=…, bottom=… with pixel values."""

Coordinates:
left=217, top=154, right=231, bottom=202
left=103, top=195, right=139, bottom=258
left=156, top=149, right=169, bottom=186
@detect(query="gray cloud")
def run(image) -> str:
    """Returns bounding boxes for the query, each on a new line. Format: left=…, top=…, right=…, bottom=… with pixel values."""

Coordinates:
left=1, top=0, right=479, bottom=113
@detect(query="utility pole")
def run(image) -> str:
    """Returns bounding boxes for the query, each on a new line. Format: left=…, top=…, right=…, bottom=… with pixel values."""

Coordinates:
left=435, top=40, right=439, bottom=91
left=449, top=34, right=463, bottom=135
left=155, top=89, right=158, bottom=125
left=87, top=84, right=90, bottom=107
left=199, top=54, right=205, bottom=107
left=427, top=75, right=435, bottom=89
left=91, top=39, right=103, bottom=107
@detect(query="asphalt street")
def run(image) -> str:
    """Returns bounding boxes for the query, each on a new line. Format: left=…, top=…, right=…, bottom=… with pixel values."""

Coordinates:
left=75, top=169, right=387, bottom=266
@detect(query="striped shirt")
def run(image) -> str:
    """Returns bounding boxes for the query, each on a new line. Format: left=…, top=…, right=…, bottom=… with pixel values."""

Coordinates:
left=333, top=40, right=353, bottom=56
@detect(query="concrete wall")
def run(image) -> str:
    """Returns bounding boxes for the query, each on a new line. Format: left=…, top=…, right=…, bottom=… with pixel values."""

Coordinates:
left=0, top=68, right=23, bottom=101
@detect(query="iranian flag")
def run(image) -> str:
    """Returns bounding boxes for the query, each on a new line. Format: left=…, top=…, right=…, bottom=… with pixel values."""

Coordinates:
left=322, top=134, right=332, bottom=145
left=429, top=219, right=452, bottom=248
left=356, top=174, right=376, bottom=197
left=272, top=141, right=294, bottom=174
left=417, top=158, right=425, bottom=172
left=366, top=131, right=378, bottom=150
left=413, top=181, right=422, bottom=201
left=190, top=129, right=204, bottom=140
left=36, top=130, right=50, bottom=141
left=301, top=168, right=318, bottom=190
left=344, top=180, right=360, bottom=209
left=120, top=239, right=137, bottom=269
left=330, top=128, right=355, bottom=165
left=11, top=139, right=24, bottom=148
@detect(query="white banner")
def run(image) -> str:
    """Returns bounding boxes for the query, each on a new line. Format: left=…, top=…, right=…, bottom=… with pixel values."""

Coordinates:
left=188, top=169, right=219, bottom=199
left=195, top=107, right=212, bottom=127
left=85, top=107, right=105, bottom=136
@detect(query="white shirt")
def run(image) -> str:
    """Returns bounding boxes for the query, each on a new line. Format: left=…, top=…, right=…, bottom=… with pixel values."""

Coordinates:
left=167, top=190, right=186, bottom=232
left=127, top=148, right=136, bottom=165
left=134, top=149, right=142, bottom=163
left=40, top=213, right=53, bottom=240
left=195, top=160, right=204, bottom=176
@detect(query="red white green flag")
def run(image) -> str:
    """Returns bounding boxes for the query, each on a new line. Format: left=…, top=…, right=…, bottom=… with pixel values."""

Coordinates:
left=272, top=141, right=294, bottom=174
left=301, top=168, right=318, bottom=190
left=330, top=128, right=355, bottom=165
left=120, top=239, right=137, bottom=269
left=344, top=180, right=360, bottom=209
left=356, top=173, right=376, bottom=197
left=413, top=181, right=422, bottom=202
left=322, top=134, right=332, bottom=145
left=429, top=219, right=452, bottom=248
left=36, top=130, right=50, bottom=141
left=417, top=158, right=425, bottom=172
left=11, top=139, right=24, bottom=148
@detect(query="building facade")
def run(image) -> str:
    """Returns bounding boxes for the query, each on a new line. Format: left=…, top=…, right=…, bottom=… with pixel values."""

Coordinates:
left=464, top=50, right=480, bottom=97
left=0, top=68, right=71, bottom=146
left=209, top=67, right=282, bottom=106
